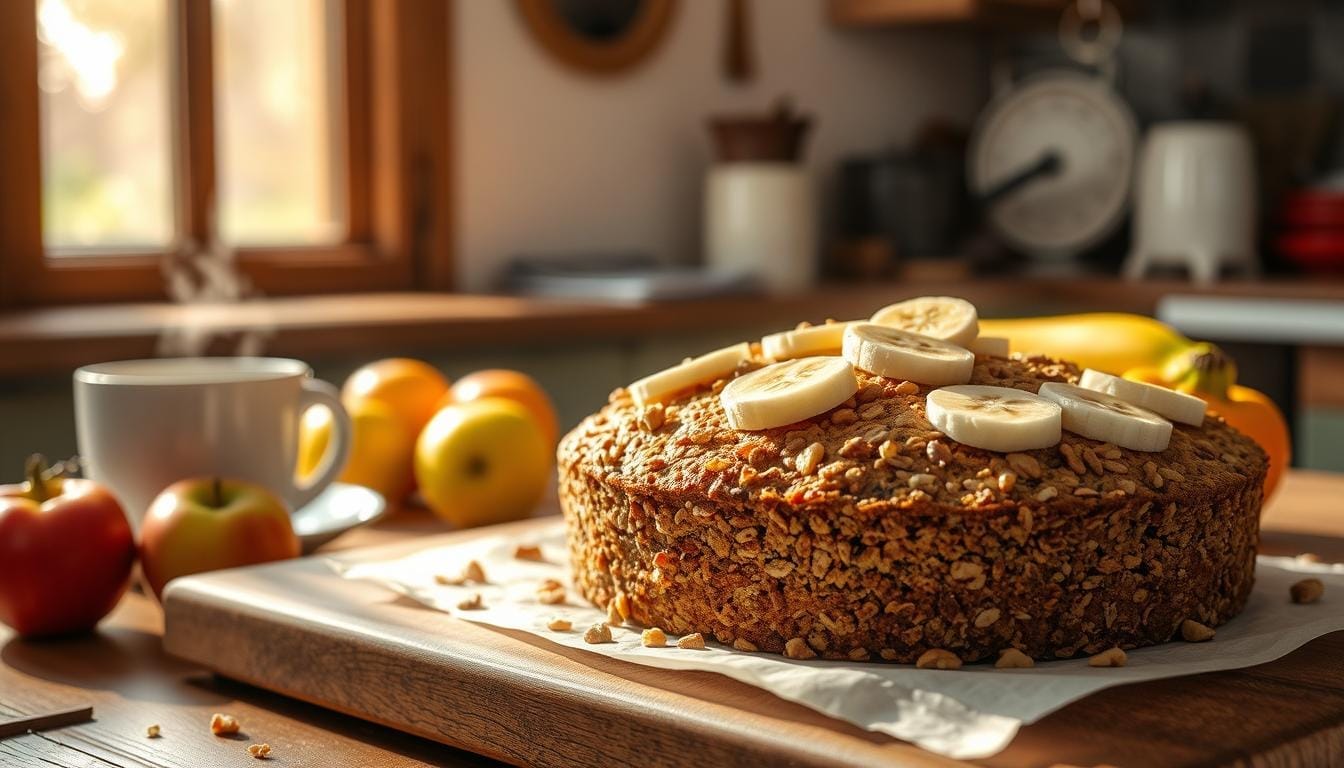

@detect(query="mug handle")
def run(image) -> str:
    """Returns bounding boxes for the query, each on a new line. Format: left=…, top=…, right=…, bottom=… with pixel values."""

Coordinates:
left=292, top=378, right=352, bottom=511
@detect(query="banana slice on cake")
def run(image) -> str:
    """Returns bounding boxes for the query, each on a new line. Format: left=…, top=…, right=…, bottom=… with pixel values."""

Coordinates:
left=1037, top=382, right=1173, bottom=452
left=926, top=385, right=1062, bottom=453
left=970, top=336, right=1010, bottom=357
left=630, top=342, right=751, bottom=407
left=762, top=322, right=854, bottom=361
left=720, top=356, right=858, bottom=431
left=1077, top=369, right=1207, bottom=426
left=870, top=296, right=979, bottom=348
left=843, top=324, right=974, bottom=386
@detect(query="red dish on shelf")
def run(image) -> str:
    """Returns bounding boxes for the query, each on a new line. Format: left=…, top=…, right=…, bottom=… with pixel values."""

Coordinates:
left=1280, top=189, right=1344, bottom=229
left=1278, top=230, right=1344, bottom=272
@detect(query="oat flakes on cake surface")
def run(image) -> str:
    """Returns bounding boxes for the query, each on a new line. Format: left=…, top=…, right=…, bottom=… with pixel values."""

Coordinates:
left=558, top=303, right=1267, bottom=665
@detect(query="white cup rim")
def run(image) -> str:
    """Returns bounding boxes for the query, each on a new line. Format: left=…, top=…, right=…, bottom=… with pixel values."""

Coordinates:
left=75, top=357, right=310, bottom=386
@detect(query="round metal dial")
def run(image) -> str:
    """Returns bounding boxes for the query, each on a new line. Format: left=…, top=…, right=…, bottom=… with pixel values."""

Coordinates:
left=969, top=71, right=1137, bottom=258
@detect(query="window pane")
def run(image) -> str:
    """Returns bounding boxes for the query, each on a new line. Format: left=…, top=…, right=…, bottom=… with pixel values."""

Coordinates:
left=37, top=0, right=175, bottom=250
left=214, top=0, right=345, bottom=245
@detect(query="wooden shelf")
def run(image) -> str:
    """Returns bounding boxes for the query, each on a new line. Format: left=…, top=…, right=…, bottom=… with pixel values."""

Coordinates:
left=829, top=0, right=1068, bottom=27
left=2, top=276, right=1342, bottom=379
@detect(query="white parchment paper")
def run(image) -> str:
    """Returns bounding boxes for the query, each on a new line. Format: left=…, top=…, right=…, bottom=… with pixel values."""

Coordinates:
left=336, top=520, right=1344, bottom=759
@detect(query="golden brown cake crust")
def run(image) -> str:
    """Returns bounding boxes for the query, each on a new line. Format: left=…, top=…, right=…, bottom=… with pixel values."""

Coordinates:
left=559, top=355, right=1268, bottom=663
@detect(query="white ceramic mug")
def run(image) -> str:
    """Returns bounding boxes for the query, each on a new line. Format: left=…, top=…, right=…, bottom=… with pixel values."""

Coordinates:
left=74, top=357, right=351, bottom=527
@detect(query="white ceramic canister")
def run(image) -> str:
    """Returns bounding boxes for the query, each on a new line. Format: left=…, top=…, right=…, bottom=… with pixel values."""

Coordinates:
left=704, top=162, right=816, bottom=294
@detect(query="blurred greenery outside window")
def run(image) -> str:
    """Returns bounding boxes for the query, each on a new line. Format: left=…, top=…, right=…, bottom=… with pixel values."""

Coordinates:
left=38, top=0, right=345, bottom=252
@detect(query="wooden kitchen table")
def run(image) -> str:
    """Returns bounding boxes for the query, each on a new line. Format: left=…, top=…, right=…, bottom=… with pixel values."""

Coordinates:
left=3, top=470, right=1343, bottom=768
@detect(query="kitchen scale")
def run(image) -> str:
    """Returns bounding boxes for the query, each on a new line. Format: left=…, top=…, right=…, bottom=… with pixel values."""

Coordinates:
left=968, top=0, right=1137, bottom=266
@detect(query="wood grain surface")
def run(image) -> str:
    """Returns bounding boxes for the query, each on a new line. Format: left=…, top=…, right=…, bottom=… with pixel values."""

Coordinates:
left=2, top=470, right=1340, bottom=767
left=5, top=276, right=1344, bottom=378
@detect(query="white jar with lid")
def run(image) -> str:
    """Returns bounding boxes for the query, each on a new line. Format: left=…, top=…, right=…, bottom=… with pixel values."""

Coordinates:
left=704, top=100, right=816, bottom=294
left=705, top=164, right=815, bottom=294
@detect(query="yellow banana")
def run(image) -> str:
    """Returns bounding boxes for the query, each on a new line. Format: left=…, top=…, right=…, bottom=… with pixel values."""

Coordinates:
left=978, top=313, right=1193, bottom=375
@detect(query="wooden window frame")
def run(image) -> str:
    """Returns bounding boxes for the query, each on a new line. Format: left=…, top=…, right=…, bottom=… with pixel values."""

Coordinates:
left=0, top=0, right=452, bottom=307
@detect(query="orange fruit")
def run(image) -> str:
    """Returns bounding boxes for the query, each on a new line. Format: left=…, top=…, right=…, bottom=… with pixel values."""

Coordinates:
left=446, top=369, right=560, bottom=449
left=342, top=358, right=450, bottom=438
left=299, top=400, right=415, bottom=502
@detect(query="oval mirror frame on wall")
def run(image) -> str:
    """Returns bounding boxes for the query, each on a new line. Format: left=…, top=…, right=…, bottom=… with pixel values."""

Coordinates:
left=515, top=0, right=678, bottom=76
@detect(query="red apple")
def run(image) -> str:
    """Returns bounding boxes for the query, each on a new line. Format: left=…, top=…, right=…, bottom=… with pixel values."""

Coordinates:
left=139, top=477, right=300, bottom=599
left=0, top=456, right=135, bottom=637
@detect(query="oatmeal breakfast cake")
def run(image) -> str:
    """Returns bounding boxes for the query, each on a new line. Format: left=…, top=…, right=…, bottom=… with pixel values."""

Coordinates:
left=558, top=300, right=1268, bottom=664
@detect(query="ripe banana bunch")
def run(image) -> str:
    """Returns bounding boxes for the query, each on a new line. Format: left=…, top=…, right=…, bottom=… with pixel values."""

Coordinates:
left=977, top=313, right=1191, bottom=375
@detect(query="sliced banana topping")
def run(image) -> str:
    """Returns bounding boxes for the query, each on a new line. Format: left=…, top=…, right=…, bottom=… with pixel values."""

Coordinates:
left=1078, top=369, right=1207, bottom=426
left=870, top=296, right=979, bottom=348
left=762, top=322, right=854, bottom=361
left=926, top=385, right=1062, bottom=453
left=843, top=324, right=974, bottom=386
left=720, top=356, right=858, bottom=431
left=630, top=342, right=751, bottom=407
left=970, top=336, right=1010, bottom=358
left=1037, top=382, right=1173, bottom=452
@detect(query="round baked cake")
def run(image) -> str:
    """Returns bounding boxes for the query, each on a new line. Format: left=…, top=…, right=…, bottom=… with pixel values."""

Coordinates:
left=559, top=348, right=1267, bottom=664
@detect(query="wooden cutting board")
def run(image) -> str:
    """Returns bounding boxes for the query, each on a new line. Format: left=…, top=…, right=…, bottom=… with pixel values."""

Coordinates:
left=162, top=475, right=1344, bottom=768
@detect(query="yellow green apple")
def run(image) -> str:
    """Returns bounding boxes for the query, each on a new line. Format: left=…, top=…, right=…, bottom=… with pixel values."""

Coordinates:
left=414, top=398, right=549, bottom=528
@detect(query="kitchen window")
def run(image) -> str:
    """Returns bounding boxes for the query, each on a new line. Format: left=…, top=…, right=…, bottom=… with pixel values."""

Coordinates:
left=0, top=0, right=452, bottom=307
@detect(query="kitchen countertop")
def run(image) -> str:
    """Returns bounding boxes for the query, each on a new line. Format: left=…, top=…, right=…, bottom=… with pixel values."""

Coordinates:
left=5, top=276, right=1344, bottom=379
left=1, top=470, right=1341, bottom=768
left=1159, top=294, right=1344, bottom=345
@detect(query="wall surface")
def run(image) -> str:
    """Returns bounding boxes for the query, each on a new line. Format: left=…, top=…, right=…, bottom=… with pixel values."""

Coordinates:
left=454, top=1, right=983, bottom=289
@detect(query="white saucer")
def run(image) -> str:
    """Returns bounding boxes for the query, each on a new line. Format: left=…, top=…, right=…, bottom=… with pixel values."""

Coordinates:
left=292, top=482, right=387, bottom=553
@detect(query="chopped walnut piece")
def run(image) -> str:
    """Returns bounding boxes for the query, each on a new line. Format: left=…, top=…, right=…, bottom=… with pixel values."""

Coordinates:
left=536, top=579, right=566, bottom=605
left=463, top=560, right=487, bottom=584
left=641, top=627, right=668, bottom=647
left=247, top=743, right=272, bottom=759
left=457, top=593, right=483, bottom=610
left=676, top=632, right=706, bottom=649
left=974, top=608, right=1002, bottom=628
left=1291, top=578, right=1324, bottom=604
left=146, top=724, right=161, bottom=738
left=584, top=623, right=613, bottom=644
left=796, top=442, right=825, bottom=476
left=210, top=713, right=241, bottom=736
left=433, top=573, right=465, bottom=586
left=732, top=637, right=758, bottom=652
left=547, top=617, right=572, bottom=631
left=638, top=403, right=665, bottom=432
left=607, top=600, right=623, bottom=627
left=513, top=544, right=544, bottom=561
left=1180, top=619, right=1215, bottom=642
left=784, top=637, right=817, bottom=660
left=995, top=648, right=1034, bottom=669
left=1088, top=647, right=1127, bottom=667
left=915, top=649, right=962, bottom=670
